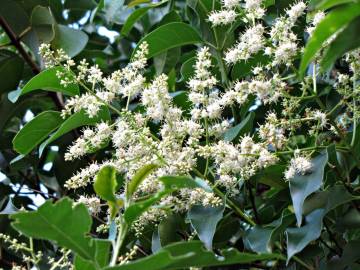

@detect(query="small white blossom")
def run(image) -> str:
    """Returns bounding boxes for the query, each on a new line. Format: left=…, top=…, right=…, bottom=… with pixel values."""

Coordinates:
left=284, top=154, right=313, bottom=180
left=208, top=10, right=237, bottom=26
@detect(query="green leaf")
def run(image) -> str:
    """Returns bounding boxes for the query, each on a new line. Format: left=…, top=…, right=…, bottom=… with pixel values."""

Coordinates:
left=286, top=209, right=324, bottom=264
left=39, top=107, right=111, bottom=156
left=121, top=1, right=167, bottom=37
left=231, top=53, right=270, bottom=80
left=159, top=176, right=212, bottom=192
left=11, top=198, right=95, bottom=260
left=8, top=66, right=79, bottom=103
left=180, top=57, right=196, bottom=82
left=253, top=165, right=287, bottom=189
left=0, top=50, right=24, bottom=94
left=12, top=111, right=64, bottom=155
left=74, top=239, right=111, bottom=270
left=289, top=152, right=328, bottom=226
left=52, top=25, right=88, bottom=57
left=30, top=5, right=56, bottom=43
left=286, top=185, right=358, bottom=261
left=94, top=165, right=118, bottom=202
left=223, top=112, right=255, bottom=142
left=126, top=164, right=158, bottom=198
left=321, top=17, right=360, bottom=72
left=104, top=241, right=282, bottom=270
left=299, top=2, right=360, bottom=77
left=158, top=214, right=184, bottom=247
left=325, top=240, right=360, bottom=270
left=188, top=205, right=224, bottom=249
left=311, top=0, right=359, bottom=10
left=131, top=22, right=202, bottom=59
left=245, top=210, right=293, bottom=253
left=302, top=185, right=359, bottom=216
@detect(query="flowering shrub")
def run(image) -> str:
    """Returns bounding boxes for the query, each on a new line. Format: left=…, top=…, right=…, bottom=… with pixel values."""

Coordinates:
left=1, top=0, right=360, bottom=269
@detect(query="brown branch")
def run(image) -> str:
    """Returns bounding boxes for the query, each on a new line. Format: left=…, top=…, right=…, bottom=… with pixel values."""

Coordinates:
left=0, top=16, right=64, bottom=110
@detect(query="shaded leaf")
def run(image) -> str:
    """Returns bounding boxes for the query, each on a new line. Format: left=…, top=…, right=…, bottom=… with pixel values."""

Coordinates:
left=30, top=5, right=56, bottom=43
left=289, top=152, right=328, bottom=226
left=8, top=66, right=79, bottom=103
left=223, top=112, right=255, bottom=142
left=12, top=111, right=63, bottom=155
left=0, top=50, right=24, bottom=94
left=52, top=25, right=88, bottom=57
left=188, top=205, right=224, bottom=249
left=286, top=209, right=324, bottom=264
left=132, top=22, right=202, bottom=59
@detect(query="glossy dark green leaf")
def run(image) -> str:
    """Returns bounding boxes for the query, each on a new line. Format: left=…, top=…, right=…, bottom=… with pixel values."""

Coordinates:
left=12, top=111, right=64, bottom=155
left=39, top=106, right=111, bottom=156
left=132, top=22, right=202, bottom=59
left=321, top=17, right=360, bottom=72
left=299, top=2, right=360, bottom=77
left=188, top=205, right=224, bottom=249
left=180, top=57, right=196, bottom=82
left=52, top=25, right=88, bottom=57
left=325, top=240, right=360, bottom=270
left=286, top=209, right=324, bottom=263
left=289, top=152, right=328, bottom=226
left=158, top=214, right=184, bottom=247
left=105, top=241, right=282, bottom=270
left=253, top=165, right=287, bottom=189
left=286, top=185, right=358, bottom=262
left=223, top=112, right=255, bottom=142
left=8, top=66, right=79, bottom=103
left=11, top=198, right=96, bottom=260
left=0, top=50, right=24, bottom=94
left=245, top=210, right=293, bottom=253
left=302, top=185, right=359, bottom=216
left=127, top=164, right=158, bottom=198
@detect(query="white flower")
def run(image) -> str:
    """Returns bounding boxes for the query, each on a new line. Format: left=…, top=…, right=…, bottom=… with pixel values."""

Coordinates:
left=244, top=0, right=265, bottom=20
left=284, top=155, right=313, bottom=180
left=312, top=110, right=328, bottom=128
left=273, top=41, right=298, bottom=65
left=286, top=1, right=306, bottom=23
left=223, top=0, right=239, bottom=9
left=78, top=196, right=101, bottom=215
left=142, top=74, right=172, bottom=121
left=225, top=24, right=264, bottom=64
left=208, top=10, right=237, bottom=26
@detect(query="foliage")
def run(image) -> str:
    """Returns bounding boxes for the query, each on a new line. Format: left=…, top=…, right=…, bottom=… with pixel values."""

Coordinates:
left=1, top=0, right=360, bottom=269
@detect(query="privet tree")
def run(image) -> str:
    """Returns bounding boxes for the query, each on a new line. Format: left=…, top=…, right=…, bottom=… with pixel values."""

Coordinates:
left=0, top=0, right=360, bottom=269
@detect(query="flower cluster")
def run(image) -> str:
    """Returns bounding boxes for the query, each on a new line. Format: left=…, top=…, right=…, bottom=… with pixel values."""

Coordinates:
left=37, top=1, right=356, bottom=238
